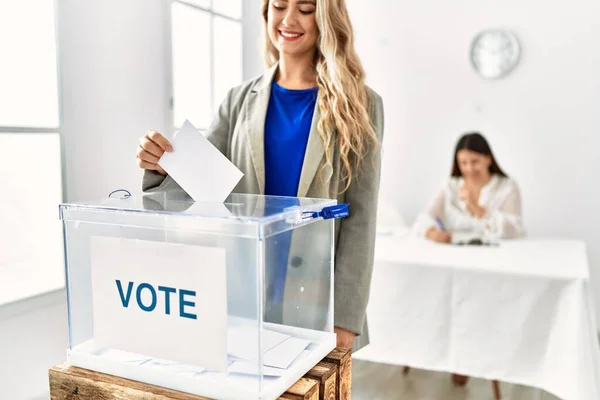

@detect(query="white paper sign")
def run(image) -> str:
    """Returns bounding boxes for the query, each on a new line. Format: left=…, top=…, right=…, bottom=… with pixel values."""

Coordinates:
left=158, top=119, right=243, bottom=202
left=90, top=236, right=228, bottom=371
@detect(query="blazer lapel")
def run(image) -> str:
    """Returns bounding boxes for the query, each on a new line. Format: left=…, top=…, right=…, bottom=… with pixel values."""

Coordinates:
left=246, top=64, right=278, bottom=194
left=297, top=100, right=327, bottom=198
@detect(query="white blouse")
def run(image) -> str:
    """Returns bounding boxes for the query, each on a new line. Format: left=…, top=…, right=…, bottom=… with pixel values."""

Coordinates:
left=412, top=174, right=526, bottom=239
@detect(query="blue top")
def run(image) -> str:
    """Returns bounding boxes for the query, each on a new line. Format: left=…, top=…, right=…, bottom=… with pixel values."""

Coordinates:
left=264, top=81, right=318, bottom=197
left=263, top=81, right=318, bottom=311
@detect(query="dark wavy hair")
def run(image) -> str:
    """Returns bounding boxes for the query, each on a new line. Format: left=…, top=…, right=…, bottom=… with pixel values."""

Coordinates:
left=451, top=132, right=507, bottom=178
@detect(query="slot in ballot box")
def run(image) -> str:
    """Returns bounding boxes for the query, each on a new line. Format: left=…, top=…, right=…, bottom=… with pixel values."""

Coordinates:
left=59, top=192, right=337, bottom=400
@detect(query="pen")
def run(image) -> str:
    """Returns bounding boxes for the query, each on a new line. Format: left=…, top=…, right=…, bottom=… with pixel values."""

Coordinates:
left=434, top=217, right=447, bottom=232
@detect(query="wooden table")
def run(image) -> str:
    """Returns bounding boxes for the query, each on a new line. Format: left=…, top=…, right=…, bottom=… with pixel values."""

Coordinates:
left=49, top=348, right=351, bottom=400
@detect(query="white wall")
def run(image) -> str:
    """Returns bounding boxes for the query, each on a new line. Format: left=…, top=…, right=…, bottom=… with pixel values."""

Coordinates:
left=0, top=291, right=68, bottom=400
left=242, top=0, right=266, bottom=80
left=0, top=1, right=171, bottom=399
left=346, top=0, right=600, bottom=317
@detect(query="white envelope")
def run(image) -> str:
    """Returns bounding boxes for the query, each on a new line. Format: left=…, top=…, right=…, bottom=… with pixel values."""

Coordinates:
left=227, top=325, right=291, bottom=362
left=159, top=120, right=243, bottom=202
left=263, top=337, right=310, bottom=369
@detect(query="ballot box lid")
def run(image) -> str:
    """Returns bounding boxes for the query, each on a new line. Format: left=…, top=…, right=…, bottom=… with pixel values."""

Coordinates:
left=59, top=192, right=337, bottom=239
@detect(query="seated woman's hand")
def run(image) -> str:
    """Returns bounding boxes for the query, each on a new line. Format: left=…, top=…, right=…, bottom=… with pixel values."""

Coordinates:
left=425, top=227, right=452, bottom=244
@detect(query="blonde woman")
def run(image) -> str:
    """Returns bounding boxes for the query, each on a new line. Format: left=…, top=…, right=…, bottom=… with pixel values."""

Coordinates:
left=136, top=0, right=384, bottom=351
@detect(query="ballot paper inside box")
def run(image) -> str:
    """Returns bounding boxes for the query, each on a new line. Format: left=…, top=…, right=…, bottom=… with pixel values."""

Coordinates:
left=59, top=192, right=336, bottom=400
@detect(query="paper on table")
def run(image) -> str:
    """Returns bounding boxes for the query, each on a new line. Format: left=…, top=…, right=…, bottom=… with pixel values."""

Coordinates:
left=227, top=350, right=311, bottom=377
left=158, top=119, right=243, bottom=202
left=143, top=359, right=206, bottom=377
left=228, top=361, right=286, bottom=377
left=228, top=349, right=312, bottom=377
left=263, top=337, right=310, bottom=369
left=227, top=325, right=290, bottom=362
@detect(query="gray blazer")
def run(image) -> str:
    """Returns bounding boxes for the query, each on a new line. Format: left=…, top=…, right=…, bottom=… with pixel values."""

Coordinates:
left=142, top=65, right=384, bottom=350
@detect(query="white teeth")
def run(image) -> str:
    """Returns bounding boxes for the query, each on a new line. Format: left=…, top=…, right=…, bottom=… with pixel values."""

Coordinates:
left=280, top=31, right=301, bottom=38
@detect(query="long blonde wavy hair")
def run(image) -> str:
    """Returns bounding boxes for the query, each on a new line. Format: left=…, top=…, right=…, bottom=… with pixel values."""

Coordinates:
left=261, top=0, right=379, bottom=191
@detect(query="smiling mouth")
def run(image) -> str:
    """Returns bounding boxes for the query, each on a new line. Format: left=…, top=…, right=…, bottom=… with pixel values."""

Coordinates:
left=279, top=30, right=303, bottom=39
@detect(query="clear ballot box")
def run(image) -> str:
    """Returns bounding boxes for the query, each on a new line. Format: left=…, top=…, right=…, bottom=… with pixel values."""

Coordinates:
left=59, top=192, right=337, bottom=400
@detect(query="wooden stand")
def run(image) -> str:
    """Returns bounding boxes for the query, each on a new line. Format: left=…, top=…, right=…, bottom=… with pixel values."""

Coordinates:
left=322, top=348, right=351, bottom=400
left=49, top=348, right=351, bottom=400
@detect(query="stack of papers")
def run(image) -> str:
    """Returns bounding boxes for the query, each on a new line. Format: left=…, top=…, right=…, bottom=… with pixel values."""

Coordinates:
left=228, top=350, right=312, bottom=377
left=96, top=320, right=312, bottom=379
left=226, top=321, right=311, bottom=377
left=96, top=348, right=206, bottom=377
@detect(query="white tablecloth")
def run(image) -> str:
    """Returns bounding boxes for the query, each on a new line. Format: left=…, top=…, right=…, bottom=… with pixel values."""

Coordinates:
left=354, top=233, right=600, bottom=400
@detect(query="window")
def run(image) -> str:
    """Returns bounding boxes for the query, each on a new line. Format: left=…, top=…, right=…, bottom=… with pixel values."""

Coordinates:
left=0, top=1, right=64, bottom=305
left=170, top=0, right=243, bottom=130
left=0, top=0, right=60, bottom=127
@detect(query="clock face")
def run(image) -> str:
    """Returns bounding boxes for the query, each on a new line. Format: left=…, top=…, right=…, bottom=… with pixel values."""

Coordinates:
left=470, top=30, right=521, bottom=79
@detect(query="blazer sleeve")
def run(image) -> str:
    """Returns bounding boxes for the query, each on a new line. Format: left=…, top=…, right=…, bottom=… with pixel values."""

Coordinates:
left=141, top=88, right=235, bottom=195
left=333, top=90, right=385, bottom=335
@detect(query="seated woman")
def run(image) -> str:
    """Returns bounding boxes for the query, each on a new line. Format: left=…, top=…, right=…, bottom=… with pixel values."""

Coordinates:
left=413, top=132, right=526, bottom=244
left=412, top=132, right=525, bottom=386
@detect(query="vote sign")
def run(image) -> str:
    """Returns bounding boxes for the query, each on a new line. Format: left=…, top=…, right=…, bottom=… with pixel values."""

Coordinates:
left=90, top=236, right=228, bottom=371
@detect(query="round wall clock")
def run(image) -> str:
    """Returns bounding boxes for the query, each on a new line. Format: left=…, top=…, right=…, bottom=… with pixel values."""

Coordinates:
left=470, top=29, right=521, bottom=79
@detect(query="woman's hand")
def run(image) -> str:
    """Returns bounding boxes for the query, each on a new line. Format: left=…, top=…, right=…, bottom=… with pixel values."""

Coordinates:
left=426, top=227, right=452, bottom=244
left=136, top=130, right=172, bottom=176
left=459, top=185, right=477, bottom=207
left=334, top=327, right=356, bottom=350
left=459, top=184, right=486, bottom=218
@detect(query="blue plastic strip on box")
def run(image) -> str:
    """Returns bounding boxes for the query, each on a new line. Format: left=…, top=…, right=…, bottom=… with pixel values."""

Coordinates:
left=302, top=203, right=350, bottom=220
